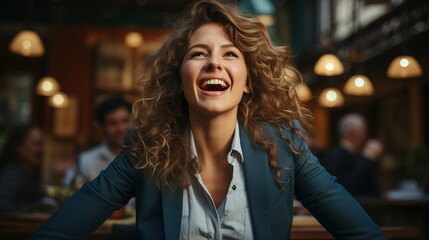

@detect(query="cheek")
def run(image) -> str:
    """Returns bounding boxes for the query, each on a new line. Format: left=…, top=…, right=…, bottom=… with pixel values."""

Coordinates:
left=180, top=65, right=197, bottom=96
left=231, top=64, right=248, bottom=89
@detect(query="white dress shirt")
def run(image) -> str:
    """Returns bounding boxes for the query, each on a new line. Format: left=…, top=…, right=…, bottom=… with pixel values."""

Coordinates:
left=180, top=122, right=254, bottom=240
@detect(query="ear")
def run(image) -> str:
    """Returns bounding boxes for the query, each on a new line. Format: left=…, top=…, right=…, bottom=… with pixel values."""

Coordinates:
left=243, top=85, right=250, bottom=94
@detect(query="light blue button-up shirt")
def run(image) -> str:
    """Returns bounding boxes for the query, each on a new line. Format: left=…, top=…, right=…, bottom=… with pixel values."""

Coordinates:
left=180, top=122, right=254, bottom=240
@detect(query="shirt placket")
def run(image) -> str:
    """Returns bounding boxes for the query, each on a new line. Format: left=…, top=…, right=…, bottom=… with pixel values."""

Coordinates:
left=195, top=174, right=222, bottom=239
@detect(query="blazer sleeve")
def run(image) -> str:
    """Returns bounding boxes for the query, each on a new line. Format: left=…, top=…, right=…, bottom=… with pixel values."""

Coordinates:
left=31, top=148, right=139, bottom=240
left=292, top=133, right=386, bottom=239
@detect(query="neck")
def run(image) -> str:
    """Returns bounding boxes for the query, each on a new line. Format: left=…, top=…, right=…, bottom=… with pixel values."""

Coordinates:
left=189, top=110, right=237, bottom=167
left=341, top=139, right=357, bottom=153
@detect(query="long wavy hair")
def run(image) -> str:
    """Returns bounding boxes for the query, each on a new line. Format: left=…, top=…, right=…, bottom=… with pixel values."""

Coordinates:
left=129, top=0, right=313, bottom=190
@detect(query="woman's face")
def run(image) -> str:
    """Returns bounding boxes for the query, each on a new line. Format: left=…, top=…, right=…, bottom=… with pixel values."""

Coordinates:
left=16, top=127, right=44, bottom=166
left=180, top=23, right=249, bottom=118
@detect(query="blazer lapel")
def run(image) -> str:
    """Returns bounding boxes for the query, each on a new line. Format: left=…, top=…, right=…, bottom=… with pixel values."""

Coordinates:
left=239, top=124, right=271, bottom=240
left=161, top=186, right=183, bottom=240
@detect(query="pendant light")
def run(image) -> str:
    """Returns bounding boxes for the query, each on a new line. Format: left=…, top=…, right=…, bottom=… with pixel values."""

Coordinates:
left=387, top=56, right=422, bottom=78
left=36, top=76, right=60, bottom=96
left=386, top=0, right=423, bottom=79
left=283, top=67, right=313, bottom=102
left=9, top=30, right=45, bottom=57
left=344, top=74, right=374, bottom=96
left=295, top=83, right=312, bottom=102
left=125, top=32, right=144, bottom=48
left=9, top=0, right=45, bottom=57
left=257, top=15, right=275, bottom=26
left=318, top=88, right=344, bottom=108
left=314, top=0, right=344, bottom=77
left=314, top=54, right=344, bottom=76
left=344, top=1, right=374, bottom=96
left=48, top=92, right=69, bottom=108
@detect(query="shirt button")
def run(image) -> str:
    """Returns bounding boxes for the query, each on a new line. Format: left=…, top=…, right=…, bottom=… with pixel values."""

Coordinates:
left=232, top=185, right=237, bottom=190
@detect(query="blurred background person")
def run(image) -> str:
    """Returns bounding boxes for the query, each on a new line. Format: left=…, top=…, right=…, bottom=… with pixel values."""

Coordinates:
left=0, top=124, right=48, bottom=214
left=74, top=97, right=132, bottom=182
left=323, top=113, right=384, bottom=197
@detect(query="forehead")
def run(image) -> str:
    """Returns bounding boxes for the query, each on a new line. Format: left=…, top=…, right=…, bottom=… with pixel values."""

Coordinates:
left=105, top=107, right=130, bottom=117
left=188, top=23, right=232, bottom=45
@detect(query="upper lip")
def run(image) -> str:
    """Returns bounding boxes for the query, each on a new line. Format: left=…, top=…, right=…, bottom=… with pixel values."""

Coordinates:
left=198, top=76, right=230, bottom=88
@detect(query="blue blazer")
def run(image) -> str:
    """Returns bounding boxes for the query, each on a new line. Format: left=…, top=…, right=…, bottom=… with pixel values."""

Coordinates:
left=33, top=123, right=385, bottom=239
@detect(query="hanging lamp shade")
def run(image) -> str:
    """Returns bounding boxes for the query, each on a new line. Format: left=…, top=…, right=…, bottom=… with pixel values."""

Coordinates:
left=257, top=15, right=275, bottom=26
left=387, top=55, right=422, bottom=79
left=318, top=88, right=344, bottom=107
left=36, top=76, right=60, bottom=96
left=295, top=83, right=312, bottom=102
left=344, top=74, right=374, bottom=96
left=48, top=92, right=69, bottom=108
left=9, top=30, right=45, bottom=57
left=314, top=54, right=344, bottom=76
left=125, top=32, right=143, bottom=48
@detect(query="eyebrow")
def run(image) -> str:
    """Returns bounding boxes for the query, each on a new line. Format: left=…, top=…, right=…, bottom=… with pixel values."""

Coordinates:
left=186, top=43, right=238, bottom=52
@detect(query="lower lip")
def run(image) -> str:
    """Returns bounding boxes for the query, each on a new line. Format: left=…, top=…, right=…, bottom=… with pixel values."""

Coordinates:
left=198, top=87, right=229, bottom=96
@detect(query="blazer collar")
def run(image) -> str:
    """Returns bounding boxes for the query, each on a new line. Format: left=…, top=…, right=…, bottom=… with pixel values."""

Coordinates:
left=239, top=122, right=271, bottom=240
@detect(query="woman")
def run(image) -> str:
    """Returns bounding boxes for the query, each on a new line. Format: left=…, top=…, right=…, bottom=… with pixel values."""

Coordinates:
left=0, top=124, right=45, bottom=214
left=33, top=0, right=385, bottom=239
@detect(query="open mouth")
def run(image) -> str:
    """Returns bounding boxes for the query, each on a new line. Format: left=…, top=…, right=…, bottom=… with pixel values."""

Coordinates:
left=199, top=79, right=229, bottom=91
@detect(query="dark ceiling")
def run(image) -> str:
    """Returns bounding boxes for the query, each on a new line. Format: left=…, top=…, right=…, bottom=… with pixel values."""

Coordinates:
left=0, top=0, right=192, bottom=27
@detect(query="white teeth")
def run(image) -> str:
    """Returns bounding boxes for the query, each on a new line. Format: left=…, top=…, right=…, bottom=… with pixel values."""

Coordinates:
left=202, top=79, right=227, bottom=88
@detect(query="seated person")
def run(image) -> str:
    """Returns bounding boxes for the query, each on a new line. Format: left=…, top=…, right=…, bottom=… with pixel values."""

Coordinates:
left=0, top=124, right=49, bottom=214
left=78, top=97, right=132, bottom=182
left=323, top=113, right=383, bottom=196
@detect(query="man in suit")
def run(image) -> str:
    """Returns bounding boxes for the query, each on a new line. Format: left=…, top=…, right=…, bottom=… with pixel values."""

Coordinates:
left=323, top=113, right=384, bottom=196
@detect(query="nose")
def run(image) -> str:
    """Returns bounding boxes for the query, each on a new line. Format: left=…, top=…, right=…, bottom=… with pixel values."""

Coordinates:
left=205, top=57, right=223, bottom=71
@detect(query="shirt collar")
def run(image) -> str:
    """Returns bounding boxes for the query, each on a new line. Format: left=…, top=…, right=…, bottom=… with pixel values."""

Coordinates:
left=190, top=121, right=244, bottom=164
left=99, top=142, right=116, bottom=162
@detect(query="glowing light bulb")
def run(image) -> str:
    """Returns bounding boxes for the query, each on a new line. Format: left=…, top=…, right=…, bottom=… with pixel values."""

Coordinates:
left=125, top=32, right=143, bottom=48
left=326, top=90, right=337, bottom=102
left=48, top=92, right=69, bottom=108
left=354, top=77, right=365, bottom=87
left=42, top=81, right=53, bottom=91
left=399, top=58, right=409, bottom=68
left=53, top=94, right=64, bottom=105
left=325, top=63, right=334, bottom=71
left=22, top=40, right=32, bottom=49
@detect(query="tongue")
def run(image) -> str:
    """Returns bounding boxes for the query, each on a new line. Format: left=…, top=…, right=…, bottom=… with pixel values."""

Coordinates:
left=201, top=84, right=227, bottom=91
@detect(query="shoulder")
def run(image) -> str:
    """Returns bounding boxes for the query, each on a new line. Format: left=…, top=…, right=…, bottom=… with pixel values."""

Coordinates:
left=0, top=163, right=27, bottom=182
left=0, top=163, right=25, bottom=174
left=260, top=120, right=306, bottom=147
left=79, top=144, right=106, bottom=162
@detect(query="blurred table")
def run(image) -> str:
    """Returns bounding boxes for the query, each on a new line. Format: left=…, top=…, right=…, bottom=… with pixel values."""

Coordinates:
left=0, top=212, right=421, bottom=239
left=291, top=215, right=420, bottom=239
left=0, top=212, right=134, bottom=240
left=357, top=196, right=429, bottom=239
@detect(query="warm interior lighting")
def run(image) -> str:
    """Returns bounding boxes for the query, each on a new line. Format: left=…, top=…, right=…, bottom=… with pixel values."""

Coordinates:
left=318, top=88, right=344, bottom=107
left=36, top=76, right=60, bottom=96
left=295, top=83, right=312, bottom=102
left=48, top=92, right=69, bottom=108
left=314, top=54, right=344, bottom=76
left=387, top=55, right=423, bottom=79
left=125, top=32, right=143, bottom=48
left=9, top=30, right=45, bottom=57
left=257, top=15, right=276, bottom=26
left=344, top=74, right=374, bottom=96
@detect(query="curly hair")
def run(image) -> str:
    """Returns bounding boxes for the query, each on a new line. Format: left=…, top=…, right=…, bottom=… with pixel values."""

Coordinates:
left=128, top=0, right=313, bottom=190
